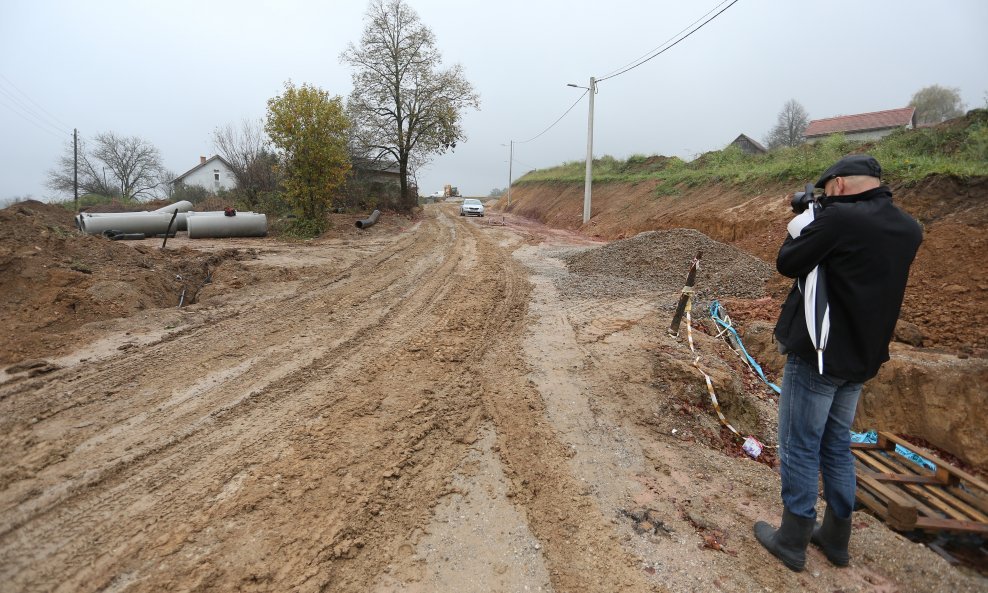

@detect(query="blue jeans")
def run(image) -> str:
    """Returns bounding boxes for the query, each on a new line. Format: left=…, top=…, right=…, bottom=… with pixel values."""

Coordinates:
left=778, top=353, right=863, bottom=520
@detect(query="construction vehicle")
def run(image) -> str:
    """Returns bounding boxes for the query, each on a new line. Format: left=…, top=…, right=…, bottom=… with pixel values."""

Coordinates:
left=443, top=185, right=460, bottom=198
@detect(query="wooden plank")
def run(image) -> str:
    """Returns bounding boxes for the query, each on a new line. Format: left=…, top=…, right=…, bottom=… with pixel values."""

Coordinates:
left=858, top=451, right=980, bottom=522
left=856, top=470, right=918, bottom=530
left=914, top=516, right=988, bottom=535
left=871, top=450, right=988, bottom=523
left=855, top=482, right=891, bottom=518
left=870, top=474, right=950, bottom=485
left=869, top=432, right=958, bottom=487
left=877, top=431, right=987, bottom=491
left=857, top=462, right=943, bottom=520
left=850, top=433, right=988, bottom=535
left=948, top=486, right=988, bottom=516
left=875, top=448, right=988, bottom=517
left=854, top=452, right=939, bottom=511
left=851, top=442, right=888, bottom=451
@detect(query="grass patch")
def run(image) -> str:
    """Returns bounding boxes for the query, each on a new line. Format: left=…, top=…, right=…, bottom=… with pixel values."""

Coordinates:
left=515, top=109, right=988, bottom=193
left=68, top=259, right=92, bottom=274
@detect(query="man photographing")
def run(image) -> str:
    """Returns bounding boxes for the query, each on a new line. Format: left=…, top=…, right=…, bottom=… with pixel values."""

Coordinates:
left=754, top=154, right=923, bottom=571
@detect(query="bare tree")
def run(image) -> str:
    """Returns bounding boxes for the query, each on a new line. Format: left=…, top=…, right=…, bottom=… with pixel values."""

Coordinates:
left=909, top=84, right=965, bottom=125
left=213, top=118, right=278, bottom=207
left=341, top=0, right=479, bottom=210
left=765, top=99, right=809, bottom=149
left=47, top=137, right=119, bottom=198
left=93, top=132, right=166, bottom=200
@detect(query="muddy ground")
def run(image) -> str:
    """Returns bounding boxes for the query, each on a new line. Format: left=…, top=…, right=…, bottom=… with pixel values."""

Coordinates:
left=1, top=200, right=985, bottom=592
left=501, top=176, right=988, bottom=471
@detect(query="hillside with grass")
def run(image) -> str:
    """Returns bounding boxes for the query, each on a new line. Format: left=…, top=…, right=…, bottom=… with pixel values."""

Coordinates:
left=512, top=108, right=988, bottom=193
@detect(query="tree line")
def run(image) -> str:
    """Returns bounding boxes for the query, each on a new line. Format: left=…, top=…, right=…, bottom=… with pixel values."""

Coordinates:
left=47, top=0, right=478, bottom=235
left=763, top=84, right=968, bottom=150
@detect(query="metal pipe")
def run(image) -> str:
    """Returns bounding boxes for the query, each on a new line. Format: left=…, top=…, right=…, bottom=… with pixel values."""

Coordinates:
left=355, top=210, right=381, bottom=229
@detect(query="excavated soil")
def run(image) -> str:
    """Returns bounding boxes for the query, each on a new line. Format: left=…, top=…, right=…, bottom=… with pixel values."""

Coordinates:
left=499, top=176, right=988, bottom=471
left=501, top=176, right=988, bottom=354
left=1, top=201, right=985, bottom=592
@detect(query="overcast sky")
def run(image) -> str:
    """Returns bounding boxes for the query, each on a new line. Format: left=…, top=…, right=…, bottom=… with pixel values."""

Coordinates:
left=1, top=0, right=986, bottom=202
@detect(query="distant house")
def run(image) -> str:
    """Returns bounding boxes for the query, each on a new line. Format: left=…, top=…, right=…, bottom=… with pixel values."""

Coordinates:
left=728, top=133, right=767, bottom=155
left=172, top=155, right=237, bottom=192
left=804, top=107, right=916, bottom=143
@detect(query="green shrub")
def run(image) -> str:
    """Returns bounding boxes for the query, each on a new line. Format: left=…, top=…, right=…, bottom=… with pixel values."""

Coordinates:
left=272, top=215, right=325, bottom=239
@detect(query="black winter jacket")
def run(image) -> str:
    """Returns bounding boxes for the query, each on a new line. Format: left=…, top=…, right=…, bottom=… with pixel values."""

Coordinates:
left=774, top=186, right=922, bottom=382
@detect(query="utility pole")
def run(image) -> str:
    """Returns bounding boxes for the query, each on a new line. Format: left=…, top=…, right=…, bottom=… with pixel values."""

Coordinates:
left=570, top=77, right=596, bottom=224
left=567, top=78, right=597, bottom=224
left=73, top=128, right=78, bottom=212
left=507, top=140, right=513, bottom=206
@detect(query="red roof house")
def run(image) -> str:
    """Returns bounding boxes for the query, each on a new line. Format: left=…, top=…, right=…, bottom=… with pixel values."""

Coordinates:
left=804, top=107, right=916, bottom=142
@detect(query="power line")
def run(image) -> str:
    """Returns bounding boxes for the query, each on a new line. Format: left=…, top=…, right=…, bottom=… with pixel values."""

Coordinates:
left=511, top=156, right=540, bottom=171
left=0, top=92, right=68, bottom=140
left=596, top=0, right=740, bottom=83
left=514, top=88, right=589, bottom=144
left=595, top=0, right=732, bottom=80
left=0, top=81, right=71, bottom=136
left=0, top=73, right=73, bottom=130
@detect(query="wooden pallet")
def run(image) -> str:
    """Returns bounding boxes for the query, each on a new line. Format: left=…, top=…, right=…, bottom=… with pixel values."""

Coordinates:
left=851, top=431, right=988, bottom=534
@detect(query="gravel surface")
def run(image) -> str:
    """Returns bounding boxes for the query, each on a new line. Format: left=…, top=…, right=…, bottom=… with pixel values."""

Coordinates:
left=558, top=229, right=774, bottom=305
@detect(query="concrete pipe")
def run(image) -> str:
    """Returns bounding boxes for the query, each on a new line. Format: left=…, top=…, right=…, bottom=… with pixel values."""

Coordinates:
left=79, top=211, right=187, bottom=233
left=77, top=201, right=194, bottom=231
left=187, top=212, right=267, bottom=238
left=355, top=210, right=381, bottom=229
left=80, top=212, right=180, bottom=236
left=151, top=201, right=194, bottom=230
left=151, top=201, right=193, bottom=214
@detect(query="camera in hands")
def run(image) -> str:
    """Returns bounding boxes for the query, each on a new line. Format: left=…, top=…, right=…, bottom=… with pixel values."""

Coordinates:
left=790, top=183, right=824, bottom=214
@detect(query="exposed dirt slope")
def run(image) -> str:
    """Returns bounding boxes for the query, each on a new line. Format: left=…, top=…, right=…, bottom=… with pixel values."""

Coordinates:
left=496, top=177, right=988, bottom=469
left=498, top=176, right=988, bottom=354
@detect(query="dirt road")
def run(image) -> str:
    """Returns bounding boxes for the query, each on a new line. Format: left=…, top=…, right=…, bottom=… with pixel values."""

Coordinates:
left=1, top=205, right=982, bottom=592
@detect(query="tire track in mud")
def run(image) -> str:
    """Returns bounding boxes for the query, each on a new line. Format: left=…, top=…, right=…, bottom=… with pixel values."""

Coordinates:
left=3, top=209, right=492, bottom=592
left=474, top=254, right=658, bottom=592
left=2, top=206, right=659, bottom=593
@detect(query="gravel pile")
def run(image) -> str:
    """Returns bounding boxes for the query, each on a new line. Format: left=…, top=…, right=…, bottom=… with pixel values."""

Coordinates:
left=557, top=229, right=774, bottom=303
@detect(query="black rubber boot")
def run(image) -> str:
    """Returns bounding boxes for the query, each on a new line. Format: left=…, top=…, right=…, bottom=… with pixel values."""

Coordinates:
left=811, top=505, right=852, bottom=566
left=754, top=508, right=815, bottom=572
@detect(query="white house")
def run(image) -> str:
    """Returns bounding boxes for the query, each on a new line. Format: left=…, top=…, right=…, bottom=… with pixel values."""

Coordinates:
left=172, top=155, right=238, bottom=192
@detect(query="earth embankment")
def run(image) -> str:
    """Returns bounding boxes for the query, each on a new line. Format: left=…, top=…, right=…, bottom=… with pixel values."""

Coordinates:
left=496, top=177, right=988, bottom=468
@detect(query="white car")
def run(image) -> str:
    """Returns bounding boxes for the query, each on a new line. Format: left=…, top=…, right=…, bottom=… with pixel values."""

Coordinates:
left=459, top=198, right=485, bottom=217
